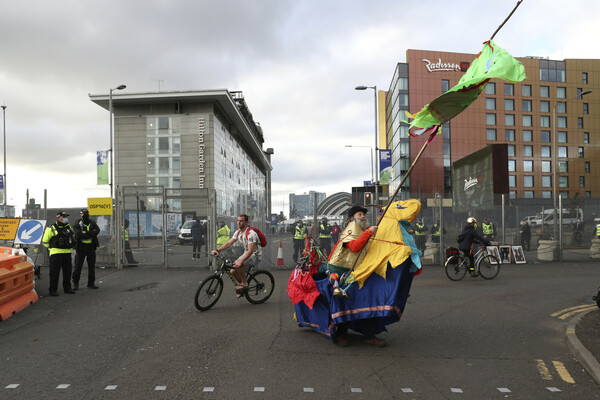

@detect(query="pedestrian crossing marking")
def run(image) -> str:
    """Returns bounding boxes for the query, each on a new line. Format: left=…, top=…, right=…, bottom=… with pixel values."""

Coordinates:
left=551, top=303, right=596, bottom=320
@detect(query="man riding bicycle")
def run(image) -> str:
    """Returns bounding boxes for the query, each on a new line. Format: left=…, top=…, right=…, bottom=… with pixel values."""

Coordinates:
left=211, top=214, right=262, bottom=296
left=458, top=217, right=492, bottom=276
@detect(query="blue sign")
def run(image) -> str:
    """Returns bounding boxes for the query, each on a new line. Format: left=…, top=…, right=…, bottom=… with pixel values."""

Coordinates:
left=379, top=149, right=393, bottom=185
left=15, top=220, right=46, bottom=245
left=0, top=175, right=3, bottom=189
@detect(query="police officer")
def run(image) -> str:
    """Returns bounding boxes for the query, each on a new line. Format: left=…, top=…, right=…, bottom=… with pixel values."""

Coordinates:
left=319, top=217, right=333, bottom=256
left=293, top=220, right=306, bottom=263
left=430, top=220, right=445, bottom=243
left=481, top=217, right=496, bottom=241
left=72, top=208, right=100, bottom=290
left=413, top=218, right=428, bottom=252
left=42, top=211, right=76, bottom=296
left=216, top=221, right=231, bottom=247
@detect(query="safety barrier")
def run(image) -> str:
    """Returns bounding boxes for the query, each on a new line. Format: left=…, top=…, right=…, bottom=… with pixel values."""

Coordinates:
left=0, top=246, right=38, bottom=321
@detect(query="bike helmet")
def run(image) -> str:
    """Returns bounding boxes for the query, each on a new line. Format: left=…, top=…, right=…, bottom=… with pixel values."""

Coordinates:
left=467, top=217, right=477, bottom=224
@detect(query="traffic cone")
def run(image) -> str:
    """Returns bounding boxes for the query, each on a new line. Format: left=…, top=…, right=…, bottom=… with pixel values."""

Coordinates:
left=276, top=240, right=285, bottom=267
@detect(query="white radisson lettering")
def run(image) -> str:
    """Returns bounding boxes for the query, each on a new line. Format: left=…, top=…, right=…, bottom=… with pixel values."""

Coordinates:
left=464, top=177, right=479, bottom=191
left=423, top=58, right=461, bottom=73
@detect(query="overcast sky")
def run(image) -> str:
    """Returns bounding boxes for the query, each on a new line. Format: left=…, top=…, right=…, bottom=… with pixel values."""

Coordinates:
left=1, top=0, right=598, bottom=216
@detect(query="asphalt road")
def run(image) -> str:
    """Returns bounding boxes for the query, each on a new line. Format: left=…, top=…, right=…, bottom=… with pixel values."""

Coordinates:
left=1, top=260, right=600, bottom=399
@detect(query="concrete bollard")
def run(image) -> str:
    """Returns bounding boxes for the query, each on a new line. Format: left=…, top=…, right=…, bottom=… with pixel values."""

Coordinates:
left=537, top=240, right=559, bottom=261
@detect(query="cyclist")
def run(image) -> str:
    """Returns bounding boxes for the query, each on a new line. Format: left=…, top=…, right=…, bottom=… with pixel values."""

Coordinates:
left=458, top=217, right=492, bottom=276
left=211, top=214, right=261, bottom=297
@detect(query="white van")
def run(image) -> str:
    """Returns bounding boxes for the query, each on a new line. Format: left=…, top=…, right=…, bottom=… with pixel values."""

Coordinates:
left=529, top=208, right=583, bottom=227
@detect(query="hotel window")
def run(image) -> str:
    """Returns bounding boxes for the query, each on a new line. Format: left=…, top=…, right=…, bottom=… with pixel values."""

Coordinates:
left=542, top=176, right=551, bottom=188
left=583, top=72, right=588, bottom=84
left=522, top=99, right=532, bottom=112
left=577, top=88, right=584, bottom=99
left=524, top=176, right=533, bottom=187
left=505, top=114, right=515, bottom=126
left=556, top=102, right=566, bottom=113
left=486, top=129, right=497, bottom=141
left=442, top=80, right=450, bottom=93
left=505, top=99, right=514, bottom=111
left=541, top=160, right=551, bottom=172
left=523, top=145, right=533, bottom=157
left=542, top=191, right=552, bottom=199
left=579, top=147, right=584, bottom=158
left=523, top=160, right=533, bottom=172
left=523, top=130, right=533, bottom=141
left=539, top=59, right=566, bottom=82
left=559, top=176, right=568, bottom=188
left=541, top=131, right=550, bottom=142
left=522, top=84, right=531, bottom=96
left=510, top=190, right=517, bottom=199
left=584, top=132, right=589, bottom=144
left=558, top=131, right=567, bottom=143
left=558, top=161, right=568, bottom=172
left=541, top=146, right=551, bottom=157
left=560, top=191, right=569, bottom=199
left=557, top=116, right=567, bottom=128
left=540, top=116, right=550, bottom=127
left=558, top=146, right=567, bottom=158
left=505, top=129, right=515, bottom=141
left=486, top=98, right=496, bottom=110
left=585, top=161, right=590, bottom=173
left=507, top=145, right=515, bottom=156
left=557, top=87, right=566, bottom=98
left=509, top=175, right=516, bottom=187
left=540, top=86, right=549, bottom=97
left=485, top=82, right=495, bottom=95
left=486, top=113, right=496, bottom=125
left=524, top=191, right=534, bottom=199
left=504, top=83, right=514, bottom=96
left=579, top=176, right=585, bottom=188
left=540, top=101, right=550, bottom=113
left=583, top=103, right=589, bottom=114
left=522, top=115, right=532, bottom=127
left=586, top=191, right=591, bottom=198
left=578, top=117, right=583, bottom=129
left=508, top=160, right=516, bottom=172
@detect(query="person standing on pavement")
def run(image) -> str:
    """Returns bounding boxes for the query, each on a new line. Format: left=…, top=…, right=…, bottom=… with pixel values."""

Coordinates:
left=123, top=219, right=138, bottom=265
left=481, top=217, right=497, bottom=242
left=72, top=208, right=100, bottom=290
left=520, top=221, right=531, bottom=251
left=412, top=218, right=428, bottom=252
left=319, top=217, right=333, bottom=257
left=293, top=220, right=306, bottom=263
left=216, top=221, right=231, bottom=248
left=331, top=222, right=340, bottom=244
left=191, top=219, right=203, bottom=260
left=595, top=221, right=600, bottom=239
left=42, top=211, right=76, bottom=296
left=430, top=220, right=445, bottom=244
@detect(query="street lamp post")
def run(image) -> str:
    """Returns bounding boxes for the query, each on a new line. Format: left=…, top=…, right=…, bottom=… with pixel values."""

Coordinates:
left=355, top=85, right=379, bottom=209
left=552, top=90, right=591, bottom=246
left=109, top=84, right=126, bottom=268
left=1, top=105, right=6, bottom=217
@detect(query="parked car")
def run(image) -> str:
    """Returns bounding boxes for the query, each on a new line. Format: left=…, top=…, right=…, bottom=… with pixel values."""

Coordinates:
left=178, top=220, right=196, bottom=245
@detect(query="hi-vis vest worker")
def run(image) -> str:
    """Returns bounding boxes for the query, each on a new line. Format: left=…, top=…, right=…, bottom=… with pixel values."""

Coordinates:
left=482, top=222, right=494, bottom=235
left=319, top=223, right=331, bottom=239
left=216, top=222, right=231, bottom=246
left=295, top=224, right=306, bottom=240
left=596, top=223, right=600, bottom=238
left=79, top=222, right=93, bottom=244
left=415, top=222, right=427, bottom=236
left=432, top=224, right=441, bottom=236
left=43, top=218, right=75, bottom=255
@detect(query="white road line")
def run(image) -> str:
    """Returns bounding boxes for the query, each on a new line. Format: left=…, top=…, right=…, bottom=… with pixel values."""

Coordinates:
left=105, top=385, right=118, bottom=390
left=401, top=388, right=414, bottom=393
left=56, top=384, right=70, bottom=389
left=5, top=384, right=19, bottom=389
left=303, top=387, right=314, bottom=392
left=497, top=387, right=511, bottom=393
left=547, top=387, right=562, bottom=392
left=155, top=385, right=167, bottom=391
left=254, top=387, right=265, bottom=392
left=450, top=388, right=463, bottom=393
left=203, top=387, right=215, bottom=392
left=350, top=387, right=363, bottom=393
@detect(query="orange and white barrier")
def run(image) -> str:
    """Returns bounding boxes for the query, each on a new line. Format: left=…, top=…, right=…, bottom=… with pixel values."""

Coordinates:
left=0, top=246, right=38, bottom=321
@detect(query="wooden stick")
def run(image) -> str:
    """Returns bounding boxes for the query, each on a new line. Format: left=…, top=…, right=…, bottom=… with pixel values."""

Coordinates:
left=490, top=0, right=523, bottom=40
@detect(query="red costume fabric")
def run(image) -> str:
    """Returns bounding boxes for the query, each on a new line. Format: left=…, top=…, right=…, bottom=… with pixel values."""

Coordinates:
left=287, top=269, right=320, bottom=309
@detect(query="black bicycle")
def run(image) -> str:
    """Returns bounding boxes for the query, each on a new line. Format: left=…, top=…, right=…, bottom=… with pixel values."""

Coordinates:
left=194, top=254, right=275, bottom=311
left=444, top=245, right=501, bottom=281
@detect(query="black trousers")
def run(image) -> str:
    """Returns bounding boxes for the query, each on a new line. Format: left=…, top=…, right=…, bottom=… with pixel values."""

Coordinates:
left=73, top=245, right=96, bottom=286
left=319, top=238, right=331, bottom=258
left=49, top=253, right=73, bottom=293
left=193, top=239, right=203, bottom=258
left=124, top=240, right=137, bottom=264
left=293, top=239, right=304, bottom=262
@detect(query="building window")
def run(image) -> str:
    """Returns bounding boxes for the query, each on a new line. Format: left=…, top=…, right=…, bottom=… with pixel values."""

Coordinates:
left=559, top=176, right=568, bottom=188
left=560, top=191, right=569, bottom=199
left=524, top=191, right=534, bottom=199
left=522, top=84, right=531, bottom=96
left=578, top=117, right=583, bottom=129
left=523, top=130, right=533, bottom=141
left=486, top=98, right=496, bottom=110
left=557, top=87, right=566, bottom=98
left=505, top=114, right=515, bottom=126
left=540, top=116, right=550, bottom=127
left=558, top=146, right=567, bottom=158
left=541, top=131, right=550, bottom=142
left=579, top=176, right=585, bottom=188
left=542, top=191, right=552, bottom=199
left=485, top=82, right=495, bottom=95
left=509, top=175, right=516, bottom=187
left=486, top=113, right=496, bottom=125
left=399, top=94, right=409, bottom=106
left=579, top=147, right=584, bottom=158
left=523, top=145, right=533, bottom=157
left=504, top=83, right=514, bottom=96
left=585, top=161, right=590, bottom=173
left=558, top=131, right=567, bottom=143
left=510, top=190, right=517, bottom=199
left=541, top=146, right=551, bottom=158
left=586, top=191, right=591, bottom=198
left=524, top=176, right=534, bottom=187
left=505, top=129, right=515, bottom=141
left=540, top=86, right=549, bottom=97
left=584, top=132, right=589, bottom=144
left=522, top=115, right=532, bottom=127
left=505, top=99, right=515, bottom=111
left=557, top=102, right=566, bottom=113
left=542, top=176, right=552, bottom=188
left=558, top=161, right=568, bottom=173
left=442, top=80, right=450, bottom=93
left=557, top=116, right=567, bottom=129
left=539, top=59, right=566, bottom=82
left=541, top=160, right=551, bottom=172
left=577, top=88, right=584, bottom=99
left=540, top=101, right=550, bottom=113
left=507, top=145, right=515, bottom=157
left=523, top=160, right=533, bottom=172
left=522, top=99, right=532, bottom=112
left=508, top=160, right=516, bottom=172
left=486, top=128, right=497, bottom=141
left=583, top=103, right=589, bottom=114
left=583, top=72, right=588, bottom=84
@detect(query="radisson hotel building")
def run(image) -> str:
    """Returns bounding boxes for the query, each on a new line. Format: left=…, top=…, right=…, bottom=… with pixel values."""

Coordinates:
left=385, top=48, right=599, bottom=202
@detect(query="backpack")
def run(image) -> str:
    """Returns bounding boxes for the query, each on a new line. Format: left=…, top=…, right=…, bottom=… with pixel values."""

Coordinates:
left=245, top=227, right=267, bottom=247
left=456, top=234, right=465, bottom=243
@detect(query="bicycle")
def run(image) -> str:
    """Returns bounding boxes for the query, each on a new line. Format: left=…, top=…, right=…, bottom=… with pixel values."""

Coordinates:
left=444, top=244, right=500, bottom=281
left=194, top=254, right=275, bottom=311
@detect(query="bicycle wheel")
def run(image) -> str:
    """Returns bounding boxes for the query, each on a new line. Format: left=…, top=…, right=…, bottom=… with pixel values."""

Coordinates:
left=194, top=276, right=223, bottom=311
left=445, top=256, right=467, bottom=281
left=478, top=255, right=500, bottom=280
left=245, top=270, right=275, bottom=304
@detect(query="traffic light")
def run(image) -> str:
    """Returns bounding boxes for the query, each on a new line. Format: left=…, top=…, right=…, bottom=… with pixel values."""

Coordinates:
left=364, top=192, right=372, bottom=205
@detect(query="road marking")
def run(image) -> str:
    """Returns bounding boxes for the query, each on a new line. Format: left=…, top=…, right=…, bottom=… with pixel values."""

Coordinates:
left=546, top=387, right=561, bottom=392
left=105, top=385, right=118, bottom=390
left=551, top=304, right=596, bottom=319
left=401, top=388, right=414, bottom=393
left=5, top=384, right=19, bottom=389
left=497, top=387, right=511, bottom=393
left=536, top=359, right=552, bottom=380
left=254, top=387, right=265, bottom=392
left=552, top=361, right=575, bottom=384
left=303, top=387, right=314, bottom=392
left=203, top=387, right=215, bottom=392
left=450, top=388, right=463, bottom=393
left=350, top=388, right=363, bottom=393
left=155, top=386, right=167, bottom=391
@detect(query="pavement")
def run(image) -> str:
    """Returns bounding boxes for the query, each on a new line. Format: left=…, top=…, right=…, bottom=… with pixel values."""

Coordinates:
left=566, top=305, right=600, bottom=386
